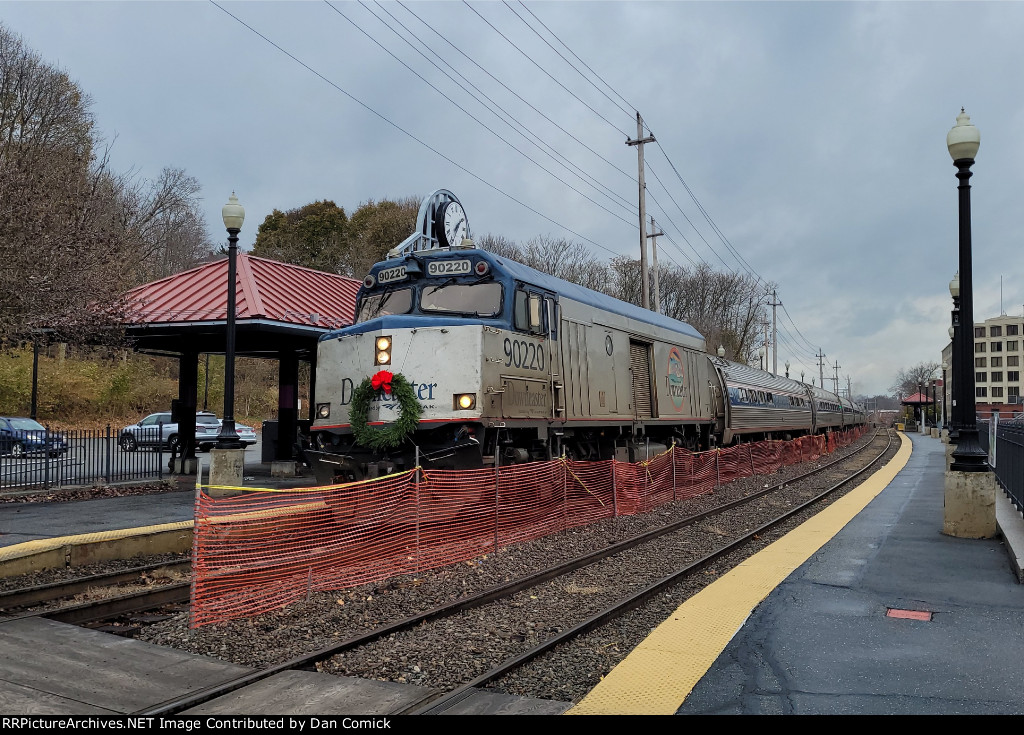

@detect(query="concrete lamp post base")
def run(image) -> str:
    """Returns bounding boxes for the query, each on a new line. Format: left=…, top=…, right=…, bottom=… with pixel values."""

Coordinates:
left=943, top=469, right=998, bottom=539
left=208, top=448, right=245, bottom=497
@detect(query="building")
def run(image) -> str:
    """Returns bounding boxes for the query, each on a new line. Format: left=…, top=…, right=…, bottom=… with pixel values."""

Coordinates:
left=969, top=313, right=1024, bottom=419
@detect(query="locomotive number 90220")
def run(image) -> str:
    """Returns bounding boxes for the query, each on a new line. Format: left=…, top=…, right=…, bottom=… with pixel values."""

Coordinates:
left=503, top=337, right=545, bottom=371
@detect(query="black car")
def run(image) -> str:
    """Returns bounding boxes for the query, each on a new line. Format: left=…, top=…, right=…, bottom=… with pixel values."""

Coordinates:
left=0, top=417, right=68, bottom=458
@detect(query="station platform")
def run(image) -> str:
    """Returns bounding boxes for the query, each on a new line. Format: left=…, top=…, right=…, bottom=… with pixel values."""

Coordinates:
left=2, top=431, right=1023, bottom=715
left=571, top=431, right=1024, bottom=715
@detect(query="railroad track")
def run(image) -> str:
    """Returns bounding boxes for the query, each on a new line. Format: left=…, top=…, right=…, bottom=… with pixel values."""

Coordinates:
left=136, top=428, right=892, bottom=715
left=0, top=560, right=190, bottom=631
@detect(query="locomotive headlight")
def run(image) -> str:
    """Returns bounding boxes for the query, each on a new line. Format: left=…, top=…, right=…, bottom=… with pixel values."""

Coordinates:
left=454, top=393, right=476, bottom=410
left=317, top=403, right=331, bottom=419
left=374, top=335, right=392, bottom=365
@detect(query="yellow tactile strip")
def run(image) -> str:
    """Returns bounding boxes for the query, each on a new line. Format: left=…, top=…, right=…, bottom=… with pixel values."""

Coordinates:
left=0, top=521, right=195, bottom=564
left=567, top=432, right=912, bottom=715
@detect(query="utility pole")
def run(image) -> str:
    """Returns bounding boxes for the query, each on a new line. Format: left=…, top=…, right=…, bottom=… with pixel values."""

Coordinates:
left=817, top=348, right=826, bottom=388
left=846, top=375, right=852, bottom=398
left=626, top=113, right=655, bottom=311
left=761, top=318, right=771, bottom=372
left=769, top=290, right=781, bottom=375
left=648, top=217, right=664, bottom=314
left=832, top=360, right=841, bottom=394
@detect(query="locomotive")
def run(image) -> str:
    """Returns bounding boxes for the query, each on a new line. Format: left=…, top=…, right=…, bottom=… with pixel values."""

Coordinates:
left=307, top=191, right=864, bottom=485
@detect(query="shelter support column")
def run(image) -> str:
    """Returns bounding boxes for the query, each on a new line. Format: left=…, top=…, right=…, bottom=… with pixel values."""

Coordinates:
left=273, top=350, right=299, bottom=477
left=174, top=350, right=199, bottom=474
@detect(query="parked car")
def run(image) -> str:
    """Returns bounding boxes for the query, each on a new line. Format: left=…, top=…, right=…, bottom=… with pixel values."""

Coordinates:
left=119, top=411, right=257, bottom=452
left=118, top=411, right=221, bottom=452
left=0, top=416, right=68, bottom=457
left=198, top=420, right=257, bottom=451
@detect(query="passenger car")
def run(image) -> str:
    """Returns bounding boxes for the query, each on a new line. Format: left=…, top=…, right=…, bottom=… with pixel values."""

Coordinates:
left=0, top=416, right=68, bottom=457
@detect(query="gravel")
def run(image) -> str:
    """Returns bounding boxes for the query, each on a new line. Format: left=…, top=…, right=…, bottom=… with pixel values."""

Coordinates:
left=134, top=432, right=888, bottom=704
left=1, top=431, right=890, bottom=708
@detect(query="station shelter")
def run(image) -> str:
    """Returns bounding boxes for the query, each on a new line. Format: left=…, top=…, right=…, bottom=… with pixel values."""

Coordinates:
left=123, top=253, right=360, bottom=473
left=901, top=391, right=936, bottom=427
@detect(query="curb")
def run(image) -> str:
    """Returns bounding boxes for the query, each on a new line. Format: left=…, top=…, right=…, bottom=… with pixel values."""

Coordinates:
left=0, top=522, right=193, bottom=578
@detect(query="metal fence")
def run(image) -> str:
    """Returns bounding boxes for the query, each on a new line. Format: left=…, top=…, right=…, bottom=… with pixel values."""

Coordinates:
left=978, top=419, right=1024, bottom=510
left=0, top=425, right=167, bottom=491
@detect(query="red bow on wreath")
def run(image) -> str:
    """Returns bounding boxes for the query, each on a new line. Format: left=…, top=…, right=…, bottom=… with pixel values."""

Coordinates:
left=371, top=370, right=394, bottom=395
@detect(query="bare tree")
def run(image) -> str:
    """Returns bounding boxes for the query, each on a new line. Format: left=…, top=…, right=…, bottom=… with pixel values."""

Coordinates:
left=890, top=362, right=939, bottom=399
left=0, top=24, right=216, bottom=347
left=0, top=23, right=139, bottom=345
left=125, top=167, right=216, bottom=281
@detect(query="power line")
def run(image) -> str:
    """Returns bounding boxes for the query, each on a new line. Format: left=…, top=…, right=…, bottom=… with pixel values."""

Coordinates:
left=324, top=1, right=637, bottom=226
left=395, top=1, right=638, bottom=185
left=365, top=1, right=638, bottom=217
left=502, top=0, right=635, bottom=121
left=461, top=0, right=633, bottom=139
left=515, top=0, right=637, bottom=115
left=207, top=0, right=626, bottom=258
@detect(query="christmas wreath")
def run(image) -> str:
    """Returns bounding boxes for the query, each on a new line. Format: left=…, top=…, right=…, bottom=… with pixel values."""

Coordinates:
left=349, top=370, right=422, bottom=450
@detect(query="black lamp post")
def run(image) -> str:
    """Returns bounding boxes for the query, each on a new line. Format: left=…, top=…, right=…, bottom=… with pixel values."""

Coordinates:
left=946, top=110, right=988, bottom=472
left=216, top=192, right=245, bottom=450
left=941, top=359, right=949, bottom=429
left=918, top=381, right=924, bottom=425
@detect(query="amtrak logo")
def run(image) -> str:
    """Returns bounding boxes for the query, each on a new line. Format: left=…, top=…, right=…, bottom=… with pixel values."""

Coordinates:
left=667, top=347, right=686, bottom=410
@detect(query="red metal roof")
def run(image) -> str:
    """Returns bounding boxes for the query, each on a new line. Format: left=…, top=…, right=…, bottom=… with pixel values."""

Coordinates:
left=902, top=392, right=935, bottom=405
left=124, top=253, right=360, bottom=329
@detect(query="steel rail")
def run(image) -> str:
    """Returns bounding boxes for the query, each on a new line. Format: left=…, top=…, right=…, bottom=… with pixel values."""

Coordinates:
left=413, top=429, right=894, bottom=714
left=136, top=429, right=881, bottom=716
left=0, top=561, right=190, bottom=612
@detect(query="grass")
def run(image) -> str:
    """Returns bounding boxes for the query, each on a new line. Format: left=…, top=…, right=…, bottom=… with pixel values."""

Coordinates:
left=0, top=347, right=308, bottom=431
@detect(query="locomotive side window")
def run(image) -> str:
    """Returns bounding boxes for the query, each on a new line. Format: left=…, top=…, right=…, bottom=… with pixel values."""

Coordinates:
left=528, top=293, right=544, bottom=334
left=514, top=288, right=547, bottom=334
left=514, top=290, right=528, bottom=330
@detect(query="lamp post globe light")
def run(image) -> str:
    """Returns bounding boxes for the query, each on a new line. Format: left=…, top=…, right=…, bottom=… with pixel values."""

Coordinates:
left=217, top=192, right=245, bottom=450
left=946, top=110, right=988, bottom=473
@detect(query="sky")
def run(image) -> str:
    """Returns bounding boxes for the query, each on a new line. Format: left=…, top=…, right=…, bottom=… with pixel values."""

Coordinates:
left=4, top=0, right=1024, bottom=398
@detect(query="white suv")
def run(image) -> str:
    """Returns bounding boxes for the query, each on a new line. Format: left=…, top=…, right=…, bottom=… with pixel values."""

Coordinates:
left=118, top=411, right=222, bottom=452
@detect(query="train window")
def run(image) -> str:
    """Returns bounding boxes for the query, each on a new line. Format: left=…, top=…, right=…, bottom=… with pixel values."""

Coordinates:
left=514, top=290, right=528, bottom=330
left=422, top=282, right=503, bottom=317
left=528, top=293, right=544, bottom=334
left=356, top=288, right=413, bottom=322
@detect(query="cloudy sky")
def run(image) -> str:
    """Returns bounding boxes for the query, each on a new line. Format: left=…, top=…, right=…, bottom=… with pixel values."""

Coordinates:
left=5, top=1, right=1024, bottom=397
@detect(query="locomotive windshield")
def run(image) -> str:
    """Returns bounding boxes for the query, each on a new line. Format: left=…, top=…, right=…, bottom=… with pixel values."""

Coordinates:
left=356, top=287, right=413, bottom=322
left=420, top=281, right=502, bottom=317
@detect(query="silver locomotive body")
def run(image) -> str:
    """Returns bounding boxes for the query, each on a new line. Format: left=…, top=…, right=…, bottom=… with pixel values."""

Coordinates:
left=307, top=247, right=863, bottom=483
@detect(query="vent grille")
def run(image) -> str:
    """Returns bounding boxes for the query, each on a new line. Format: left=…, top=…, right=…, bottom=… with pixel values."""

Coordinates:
left=630, top=341, right=653, bottom=419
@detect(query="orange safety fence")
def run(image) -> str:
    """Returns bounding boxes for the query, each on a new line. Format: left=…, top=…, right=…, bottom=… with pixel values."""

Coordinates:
left=190, top=425, right=868, bottom=628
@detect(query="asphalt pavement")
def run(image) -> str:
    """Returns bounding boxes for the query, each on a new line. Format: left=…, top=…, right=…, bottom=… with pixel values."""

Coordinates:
left=676, top=431, right=1024, bottom=715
